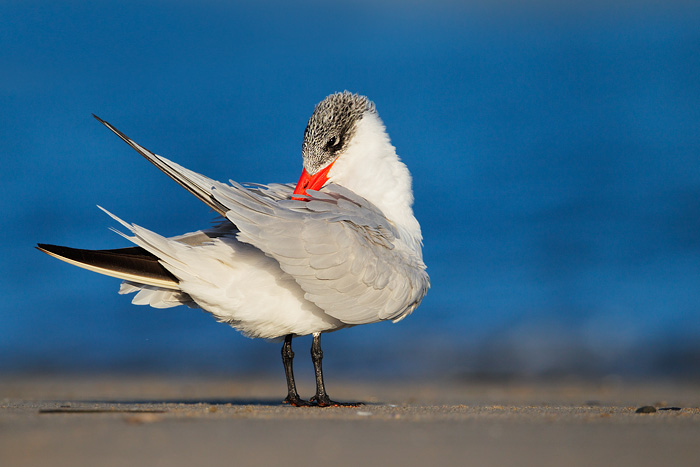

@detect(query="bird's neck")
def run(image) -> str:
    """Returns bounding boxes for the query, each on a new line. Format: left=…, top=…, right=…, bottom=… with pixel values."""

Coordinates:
left=328, top=113, right=423, bottom=249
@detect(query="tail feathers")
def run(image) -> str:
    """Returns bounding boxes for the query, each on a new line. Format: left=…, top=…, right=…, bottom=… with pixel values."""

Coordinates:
left=119, top=282, right=197, bottom=309
left=36, top=243, right=180, bottom=290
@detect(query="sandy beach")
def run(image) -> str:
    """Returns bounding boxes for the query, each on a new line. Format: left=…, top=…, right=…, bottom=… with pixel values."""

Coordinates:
left=1, top=375, right=699, bottom=466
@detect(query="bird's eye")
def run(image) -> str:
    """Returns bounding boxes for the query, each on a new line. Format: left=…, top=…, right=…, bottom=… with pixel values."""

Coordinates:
left=326, top=135, right=341, bottom=150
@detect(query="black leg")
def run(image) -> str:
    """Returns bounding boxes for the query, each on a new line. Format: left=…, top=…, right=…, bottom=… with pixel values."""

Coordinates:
left=308, top=333, right=360, bottom=407
left=309, top=332, right=333, bottom=406
left=281, top=334, right=310, bottom=407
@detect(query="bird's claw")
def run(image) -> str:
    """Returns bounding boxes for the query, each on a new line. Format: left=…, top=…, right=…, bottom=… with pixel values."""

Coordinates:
left=309, top=395, right=362, bottom=407
left=283, top=395, right=313, bottom=407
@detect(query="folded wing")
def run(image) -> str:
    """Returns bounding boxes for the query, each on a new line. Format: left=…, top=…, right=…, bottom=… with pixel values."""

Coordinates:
left=215, top=184, right=430, bottom=325
left=95, top=118, right=429, bottom=325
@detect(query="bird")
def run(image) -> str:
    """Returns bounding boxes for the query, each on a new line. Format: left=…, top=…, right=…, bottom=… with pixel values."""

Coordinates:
left=37, top=92, right=429, bottom=407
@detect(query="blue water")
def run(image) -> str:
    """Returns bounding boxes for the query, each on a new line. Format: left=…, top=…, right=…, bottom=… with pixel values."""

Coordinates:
left=2, top=1, right=700, bottom=379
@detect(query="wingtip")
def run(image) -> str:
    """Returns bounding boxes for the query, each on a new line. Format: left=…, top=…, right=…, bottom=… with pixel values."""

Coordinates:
left=92, top=114, right=108, bottom=126
left=36, top=243, right=61, bottom=257
left=33, top=243, right=181, bottom=289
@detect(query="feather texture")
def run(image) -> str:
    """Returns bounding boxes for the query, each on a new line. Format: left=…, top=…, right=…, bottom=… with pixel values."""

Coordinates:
left=40, top=93, right=429, bottom=340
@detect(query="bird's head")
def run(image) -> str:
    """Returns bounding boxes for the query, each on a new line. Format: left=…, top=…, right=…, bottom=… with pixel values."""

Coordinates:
left=292, top=92, right=418, bottom=237
left=293, top=92, right=375, bottom=200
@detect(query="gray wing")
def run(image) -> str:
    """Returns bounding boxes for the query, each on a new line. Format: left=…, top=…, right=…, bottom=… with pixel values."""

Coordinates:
left=213, top=183, right=429, bottom=325
left=96, top=117, right=428, bottom=324
left=94, top=115, right=296, bottom=214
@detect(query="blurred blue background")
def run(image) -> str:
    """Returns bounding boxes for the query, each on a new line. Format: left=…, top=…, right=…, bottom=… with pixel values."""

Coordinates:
left=2, top=1, right=699, bottom=381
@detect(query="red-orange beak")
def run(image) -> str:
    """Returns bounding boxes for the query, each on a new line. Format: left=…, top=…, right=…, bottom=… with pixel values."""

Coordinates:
left=292, top=161, right=335, bottom=200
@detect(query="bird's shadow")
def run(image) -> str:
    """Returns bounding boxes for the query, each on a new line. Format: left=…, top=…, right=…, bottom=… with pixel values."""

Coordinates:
left=39, top=397, right=367, bottom=413
left=117, top=397, right=285, bottom=406
left=38, top=398, right=286, bottom=413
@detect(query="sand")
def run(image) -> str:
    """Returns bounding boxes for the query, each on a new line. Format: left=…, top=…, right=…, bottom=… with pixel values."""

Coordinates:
left=1, top=375, right=699, bottom=466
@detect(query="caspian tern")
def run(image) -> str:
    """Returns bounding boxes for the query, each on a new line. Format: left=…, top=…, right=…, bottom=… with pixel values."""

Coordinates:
left=37, top=92, right=430, bottom=406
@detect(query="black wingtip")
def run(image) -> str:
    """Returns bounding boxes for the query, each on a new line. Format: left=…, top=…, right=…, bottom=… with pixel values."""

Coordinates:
left=92, top=114, right=136, bottom=147
left=92, top=114, right=108, bottom=125
left=37, top=243, right=75, bottom=256
left=36, top=243, right=54, bottom=253
left=35, top=243, right=179, bottom=284
left=89, top=113, right=229, bottom=219
left=36, top=243, right=79, bottom=258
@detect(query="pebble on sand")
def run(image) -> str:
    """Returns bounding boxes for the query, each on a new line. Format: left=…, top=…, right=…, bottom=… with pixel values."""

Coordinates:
left=635, top=406, right=657, bottom=414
